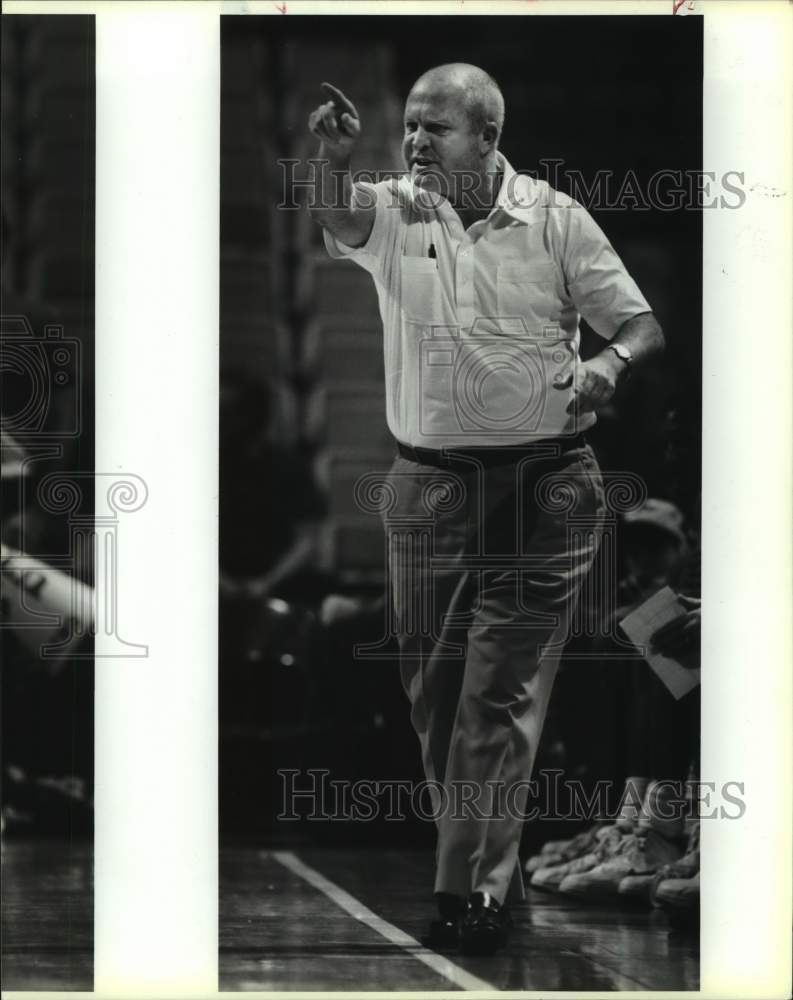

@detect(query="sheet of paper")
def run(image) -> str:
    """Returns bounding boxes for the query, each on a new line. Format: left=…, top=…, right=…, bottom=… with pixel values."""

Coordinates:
left=620, top=586, right=701, bottom=701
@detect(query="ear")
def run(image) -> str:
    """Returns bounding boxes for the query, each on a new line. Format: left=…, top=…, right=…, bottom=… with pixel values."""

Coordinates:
left=480, top=121, right=499, bottom=154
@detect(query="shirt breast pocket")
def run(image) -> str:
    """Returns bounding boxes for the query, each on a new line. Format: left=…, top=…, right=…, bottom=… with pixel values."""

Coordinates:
left=400, top=256, right=443, bottom=324
left=497, top=261, right=559, bottom=333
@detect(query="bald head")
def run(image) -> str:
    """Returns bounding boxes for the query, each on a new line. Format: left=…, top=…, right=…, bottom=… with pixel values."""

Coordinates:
left=402, top=63, right=505, bottom=214
left=409, top=63, right=505, bottom=138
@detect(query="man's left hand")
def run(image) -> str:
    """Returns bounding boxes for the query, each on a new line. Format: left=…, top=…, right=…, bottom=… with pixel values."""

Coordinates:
left=554, top=351, right=625, bottom=415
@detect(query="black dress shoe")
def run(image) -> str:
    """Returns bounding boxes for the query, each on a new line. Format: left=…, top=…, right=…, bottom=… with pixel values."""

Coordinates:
left=420, top=892, right=464, bottom=951
left=460, top=892, right=512, bottom=956
left=420, top=917, right=460, bottom=951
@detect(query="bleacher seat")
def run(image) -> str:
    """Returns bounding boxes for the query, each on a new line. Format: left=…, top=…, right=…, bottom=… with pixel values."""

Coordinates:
left=216, top=35, right=407, bottom=579
left=289, top=153, right=403, bottom=257
left=304, top=385, right=392, bottom=457
left=221, top=318, right=291, bottom=380
left=300, top=320, right=383, bottom=382
left=223, top=143, right=276, bottom=201
left=315, top=449, right=390, bottom=580
left=269, top=377, right=300, bottom=448
left=296, top=254, right=380, bottom=319
left=329, top=521, right=387, bottom=575
left=221, top=35, right=267, bottom=99
left=288, top=129, right=403, bottom=185
left=220, top=140, right=283, bottom=249
left=221, top=201, right=275, bottom=250
left=281, top=43, right=395, bottom=100
left=222, top=95, right=270, bottom=146
left=323, top=455, right=394, bottom=521
left=221, top=250, right=280, bottom=324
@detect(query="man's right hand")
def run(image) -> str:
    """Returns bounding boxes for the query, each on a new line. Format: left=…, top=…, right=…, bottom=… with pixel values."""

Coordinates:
left=306, top=81, right=374, bottom=249
left=308, top=82, right=361, bottom=156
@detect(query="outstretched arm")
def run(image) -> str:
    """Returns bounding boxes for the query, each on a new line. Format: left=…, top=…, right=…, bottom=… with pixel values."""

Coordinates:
left=307, top=82, right=375, bottom=249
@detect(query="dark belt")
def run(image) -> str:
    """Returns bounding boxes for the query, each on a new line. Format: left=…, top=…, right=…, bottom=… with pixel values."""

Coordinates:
left=396, top=432, right=588, bottom=470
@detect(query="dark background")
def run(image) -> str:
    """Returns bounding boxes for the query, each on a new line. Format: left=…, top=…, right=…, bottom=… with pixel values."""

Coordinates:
left=1, top=15, right=95, bottom=835
left=1, top=15, right=95, bottom=992
left=220, top=14, right=703, bottom=842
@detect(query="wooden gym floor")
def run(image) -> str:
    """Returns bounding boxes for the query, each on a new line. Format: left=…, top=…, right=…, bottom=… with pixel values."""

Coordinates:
left=219, top=845, right=699, bottom=992
left=1, top=839, right=698, bottom=992
left=1, top=838, right=93, bottom=992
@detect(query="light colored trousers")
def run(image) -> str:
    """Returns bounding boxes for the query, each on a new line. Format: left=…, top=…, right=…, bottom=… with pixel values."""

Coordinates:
left=385, top=441, right=605, bottom=904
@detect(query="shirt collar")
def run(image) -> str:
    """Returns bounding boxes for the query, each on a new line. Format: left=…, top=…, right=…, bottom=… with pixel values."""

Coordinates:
left=494, top=152, right=544, bottom=223
left=402, top=150, right=544, bottom=224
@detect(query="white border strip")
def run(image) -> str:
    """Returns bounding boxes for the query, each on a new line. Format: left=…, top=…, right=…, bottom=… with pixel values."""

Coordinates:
left=700, top=4, right=793, bottom=997
left=3, top=1, right=679, bottom=15
left=271, top=851, right=497, bottom=993
left=94, top=12, right=219, bottom=997
left=2, top=3, right=790, bottom=999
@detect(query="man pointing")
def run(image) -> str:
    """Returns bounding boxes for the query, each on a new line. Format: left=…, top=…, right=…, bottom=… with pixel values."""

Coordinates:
left=307, top=63, right=664, bottom=955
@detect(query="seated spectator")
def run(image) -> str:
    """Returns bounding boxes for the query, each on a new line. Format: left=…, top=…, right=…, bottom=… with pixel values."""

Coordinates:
left=524, top=498, right=701, bottom=912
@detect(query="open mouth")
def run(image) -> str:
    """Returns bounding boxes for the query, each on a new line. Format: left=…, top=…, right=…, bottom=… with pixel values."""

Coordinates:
left=412, top=158, right=437, bottom=170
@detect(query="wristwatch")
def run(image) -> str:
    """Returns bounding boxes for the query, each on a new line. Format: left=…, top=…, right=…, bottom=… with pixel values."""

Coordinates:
left=608, top=343, right=633, bottom=369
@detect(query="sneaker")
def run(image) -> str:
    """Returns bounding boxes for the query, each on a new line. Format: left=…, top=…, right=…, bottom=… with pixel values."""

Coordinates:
left=616, top=872, right=657, bottom=902
left=524, top=825, right=602, bottom=875
left=531, top=852, right=598, bottom=891
left=615, top=776, right=651, bottom=829
left=654, top=871, right=699, bottom=910
left=637, top=779, right=687, bottom=840
left=525, top=776, right=650, bottom=879
left=531, top=823, right=628, bottom=892
left=648, top=819, right=700, bottom=901
left=559, top=827, right=683, bottom=899
left=619, top=819, right=699, bottom=903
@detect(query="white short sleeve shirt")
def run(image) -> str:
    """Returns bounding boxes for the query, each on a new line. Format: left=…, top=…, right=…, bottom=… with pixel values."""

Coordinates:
left=323, top=152, right=652, bottom=448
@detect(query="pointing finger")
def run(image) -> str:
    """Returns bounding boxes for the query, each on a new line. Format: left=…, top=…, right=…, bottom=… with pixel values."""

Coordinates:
left=321, top=81, right=359, bottom=120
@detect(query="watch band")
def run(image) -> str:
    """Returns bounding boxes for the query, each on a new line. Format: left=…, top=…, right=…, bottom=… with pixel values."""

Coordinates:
left=608, top=343, right=632, bottom=367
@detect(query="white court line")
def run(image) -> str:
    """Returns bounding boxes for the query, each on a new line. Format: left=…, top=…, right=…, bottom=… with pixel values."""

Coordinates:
left=269, top=850, right=497, bottom=993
